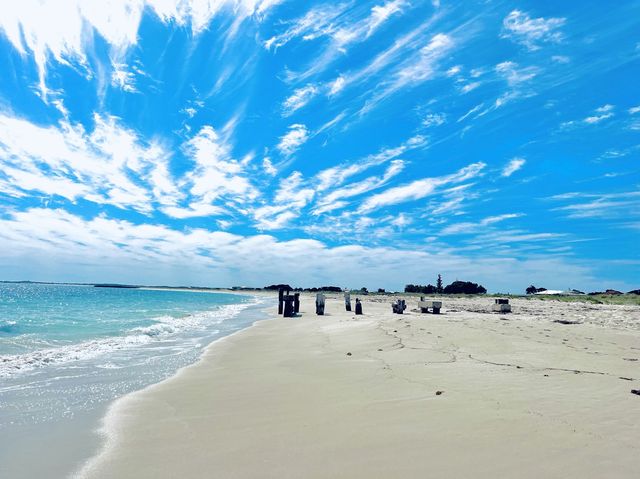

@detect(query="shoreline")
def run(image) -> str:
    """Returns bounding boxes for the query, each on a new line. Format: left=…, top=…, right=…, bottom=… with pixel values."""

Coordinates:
left=0, top=287, right=272, bottom=479
left=73, top=293, right=276, bottom=478
left=76, top=293, right=640, bottom=478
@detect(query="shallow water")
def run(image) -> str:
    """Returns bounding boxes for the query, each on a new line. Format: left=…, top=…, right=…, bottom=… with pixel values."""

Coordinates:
left=0, top=283, right=271, bottom=478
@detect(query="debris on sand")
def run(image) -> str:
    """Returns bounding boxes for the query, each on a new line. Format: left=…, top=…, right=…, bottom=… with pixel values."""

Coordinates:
left=554, top=319, right=582, bottom=325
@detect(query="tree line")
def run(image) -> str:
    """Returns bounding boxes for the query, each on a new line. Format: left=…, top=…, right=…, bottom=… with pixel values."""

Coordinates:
left=405, top=275, right=487, bottom=295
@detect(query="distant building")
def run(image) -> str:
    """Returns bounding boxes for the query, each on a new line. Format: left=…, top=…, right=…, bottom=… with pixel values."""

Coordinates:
left=534, top=289, right=585, bottom=296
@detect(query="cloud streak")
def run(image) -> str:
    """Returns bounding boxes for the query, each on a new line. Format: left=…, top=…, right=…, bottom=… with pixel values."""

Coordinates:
left=501, top=10, right=565, bottom=50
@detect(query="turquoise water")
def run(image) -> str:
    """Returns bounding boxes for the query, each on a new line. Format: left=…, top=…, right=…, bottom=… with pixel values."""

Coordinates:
left=0, top=283, right=270, bottom=478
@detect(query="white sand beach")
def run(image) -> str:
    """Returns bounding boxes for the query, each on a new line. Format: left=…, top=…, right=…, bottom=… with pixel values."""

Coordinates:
left=78, top=294, right=640, bottom=479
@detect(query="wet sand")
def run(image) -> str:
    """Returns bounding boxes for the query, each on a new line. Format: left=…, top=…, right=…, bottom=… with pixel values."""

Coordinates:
left=78, top=294, right=640, bottom=478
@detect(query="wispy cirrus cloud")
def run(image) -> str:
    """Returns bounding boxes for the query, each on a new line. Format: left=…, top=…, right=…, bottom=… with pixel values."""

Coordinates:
left=252, top=171, right=315, bottom=230
left=282, top=84, right=319, bottom=116
left=495, top=61, right=539, bottom=86
left=440, top=213, right=523, bottom=235
left=422, top=112, right=446, bottom=128
left=359, top=32, right=454, bottom=115
left=561, top=104, right=616, bottom=129
left=312, top=160, right=405, bottom=215
left=163, top=125, right=258, bottom=219
left=0, top=111, right=263, bottom=220
left=0, top=112, right=176, bottom=213
left=501, top=157, right=526, bottom=177
left=314, top=134, right=427, bottom=191
left=268, top=1, right=409, bottom=81
left=276, top=123, right=309, bottom=156
left=501, top=10, right=566, bottom=50
left=550, top=191, right=640, bottom=220
left=0, top=0, right=283, bottom=97
left=358, top=162, right=486, bottom=213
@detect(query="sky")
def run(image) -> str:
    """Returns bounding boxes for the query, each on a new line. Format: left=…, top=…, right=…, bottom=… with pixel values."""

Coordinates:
left=0, top=0, right=638, bottom=292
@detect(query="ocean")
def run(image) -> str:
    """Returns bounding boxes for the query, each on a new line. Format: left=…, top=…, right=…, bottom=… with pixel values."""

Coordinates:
left=0, top=283, right=270, bottom=478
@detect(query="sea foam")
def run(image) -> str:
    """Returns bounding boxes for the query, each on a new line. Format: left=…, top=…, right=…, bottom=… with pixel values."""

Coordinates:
left=0, top=303, right=248, bottom=378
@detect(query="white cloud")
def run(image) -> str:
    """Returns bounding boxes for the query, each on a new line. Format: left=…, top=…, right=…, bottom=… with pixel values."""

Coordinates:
left=359, top=32, right=454, bottom=115
left=562, top=105, right=616, bottom=129
left=313, top=160, right=405, bottom=215
left=584, top=113, right=613, bottom=124
left=162, top=203, right=224, bottom=219
left=252, top=171, right=314, bottom=229
left=182, top=107, right=198, bottom=118
left=422, top=113, right=446, bottom=127
left=501, top=10, right=566, bottom=50
left=314, top=134, right=427, bottom=192
left=440, top=213, right=523, bottom=235
left=328, top=75, right=347, bottom=96
left=457, top=103, right=484, bottom=122
left=277, top=124, right=309, bottom=156
left=595, top=104, right=614, bottom=113
left=0, top=0, right=281, bottom=97
left=0, top=207, right=599, bottom=292
left=0, top=111, right=265, bottom=220
left=174, top=125, right=257, bottom=216
left=263, top=4, right=347, bottom=50
left=270, top=1, right=408, bottom=81
left=495, top=61, right=538, bottom=86
left=551, top=191, right=640, bottom=220
left=460, top=81, right=481, bottom=94
left=282, top=84, right=319, bottom=116
left=446, top=65, right=462, bottom=76
left=111, top=65, right=136, bottom=93
left=629, top=105, right=640, bottom=115
left=359, top=162, right=486, bottom=213
left=0, top=112, right=178, bottom=213
left=367, top=0, right=407, bottom=37
left=395, top=33, right=453, bottom=84
left=262, top=157, right=277, bottom=176
left=501, top=158, right=526, bottom=177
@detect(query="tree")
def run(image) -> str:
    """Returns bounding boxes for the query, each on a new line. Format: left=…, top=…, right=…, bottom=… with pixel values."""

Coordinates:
left=404, top=284, right=437, bottom=294
left=526, top=285, right=547, bottom=294
left=264, top=284, right=292, bottom=291
left=436, top=274, right=443, bottom=294
left=443, top=280, right=487, bottom=295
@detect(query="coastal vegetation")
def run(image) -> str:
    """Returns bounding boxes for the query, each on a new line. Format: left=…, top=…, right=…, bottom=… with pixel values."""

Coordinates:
left=405, top=276, right=487, bottom=295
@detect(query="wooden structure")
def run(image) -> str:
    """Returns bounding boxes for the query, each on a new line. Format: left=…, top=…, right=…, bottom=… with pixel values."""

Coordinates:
left=293, top=293, right=300, bottom=313
left=392, top=299, right=406, bottom=314
left=355, top=298, right=363, bottom=315
left=278, top=287, right=286, bottom=314
left=282, top=294, right=296, bottom=317
left=344, top=291, right=351, bottom=311
left=278, top=287, right=299, bottom=317
left=492, top=298, right=511, bottom=313
left=418, top=297, right=442, bottom=314
left=316, top=293, right=326, bottom=315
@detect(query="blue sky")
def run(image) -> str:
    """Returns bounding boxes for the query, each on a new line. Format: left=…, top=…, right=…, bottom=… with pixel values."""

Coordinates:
left=0, top=0, right=638, bottom=292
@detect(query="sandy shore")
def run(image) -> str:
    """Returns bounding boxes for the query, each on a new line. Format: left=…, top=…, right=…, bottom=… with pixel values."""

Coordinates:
left=78, top=294, right=640, bottom=478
